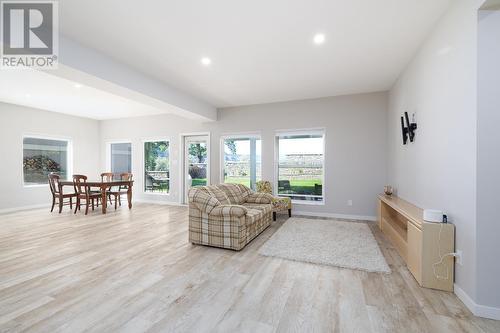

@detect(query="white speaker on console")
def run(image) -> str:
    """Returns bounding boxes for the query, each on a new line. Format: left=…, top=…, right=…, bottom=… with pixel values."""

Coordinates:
left=423, top=209, right=444, bottom=223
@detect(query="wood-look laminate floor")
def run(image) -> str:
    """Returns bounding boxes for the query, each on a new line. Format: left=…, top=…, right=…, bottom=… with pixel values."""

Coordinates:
left=0, top=203, right=499, bottom=333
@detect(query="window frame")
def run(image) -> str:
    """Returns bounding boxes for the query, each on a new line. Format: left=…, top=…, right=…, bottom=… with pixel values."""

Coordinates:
left=142, top=137, right=171, bottom=196
left=106, top=140, right=133, bottom=176
left=22, top=134, right=73, bottom=188
left=274, top=128, right=326, bottom=205
left=179, top=132, right=211, bottom=205
left=220, top=133, right=262, bottom=190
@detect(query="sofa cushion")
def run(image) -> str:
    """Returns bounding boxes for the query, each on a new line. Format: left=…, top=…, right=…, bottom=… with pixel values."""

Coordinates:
left=245, top=208, right=264, bottom=226
left=271, top=196, right=292, bottom=211
left=242, top=203, right=272, bottom=216
left=205, top=185, right=230, bottom=205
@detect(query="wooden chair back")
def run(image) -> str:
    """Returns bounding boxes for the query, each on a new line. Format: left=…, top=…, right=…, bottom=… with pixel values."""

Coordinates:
left=73, top=174, right=89, bottom=196
left=100, top=172, right=114, bottom=182
left=120, top=173, right=133, bottom=181
left=119, top=173, right=132, bottom=190
left=48, top=173, right=60, bottom=195
left=101, top=172, right=114, bottom=191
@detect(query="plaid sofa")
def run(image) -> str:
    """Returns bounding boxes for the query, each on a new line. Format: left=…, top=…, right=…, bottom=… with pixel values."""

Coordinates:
left=188, top=183, right=274, bottom=250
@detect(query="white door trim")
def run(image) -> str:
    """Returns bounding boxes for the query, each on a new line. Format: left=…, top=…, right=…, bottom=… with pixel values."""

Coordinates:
left=179, top=132, right=211, bottom=204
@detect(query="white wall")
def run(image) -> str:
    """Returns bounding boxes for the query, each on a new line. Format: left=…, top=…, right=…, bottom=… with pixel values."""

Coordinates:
left=0, top=102, right=101, bottom=211
left=388, top=0, right=500, bottom=317
left=216, top=93, right=387, bottom=218
left=100, top=92, right=387, bottom=219
left=476, top=9, right=500, bottom=309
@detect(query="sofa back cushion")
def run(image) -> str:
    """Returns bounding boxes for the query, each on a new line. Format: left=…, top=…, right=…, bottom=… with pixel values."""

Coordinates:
left=217, top=183, right=252, bottom=205
left=205, top=185, right=231, bottom=205
left=188, top=187, right=220, bottom=214
left=235, top=184, right=252, bottom=201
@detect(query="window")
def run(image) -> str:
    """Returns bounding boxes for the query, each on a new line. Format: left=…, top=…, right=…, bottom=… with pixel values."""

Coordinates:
left=276, top=131, right=324, bottom=202
left=222, top=136, right=261, bottom=190
left=110, top=142, right=132, bottom=176
left=23, top=136, right=70, bottom=185
left=144, top=140, right=170, bottom=193
left=186, top=137, right=209, bottom=187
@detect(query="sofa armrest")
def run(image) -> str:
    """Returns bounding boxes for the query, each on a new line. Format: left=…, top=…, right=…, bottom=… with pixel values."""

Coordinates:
left=210, top=205, right=248, bottom=218
left=189, top=188, right=221, bottom=214
left=245, top=192, right=274, bottom=204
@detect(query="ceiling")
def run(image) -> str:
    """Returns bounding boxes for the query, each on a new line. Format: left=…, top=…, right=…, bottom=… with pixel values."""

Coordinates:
left=0, top=70, right=169, bottom=120
left=60, top=0, right=452, bottom=108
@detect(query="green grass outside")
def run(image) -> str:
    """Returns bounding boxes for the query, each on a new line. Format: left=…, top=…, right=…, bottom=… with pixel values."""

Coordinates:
left=282, top=179, right=322, bottom=187
left=224, top=177, right=250, bottom=187
left=280, top=179, right=322, bottom=196
left=191, top=177, right=322, bottom=195
left=225, top=177, right=322, bottom=195
left=191, top=178, right=207, bottom=186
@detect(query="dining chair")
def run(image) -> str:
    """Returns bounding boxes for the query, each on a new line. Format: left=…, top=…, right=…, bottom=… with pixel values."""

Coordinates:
left=100, top=172, right=115, bottom=206
left=107, top=173, right=132, bottom=209
left=48, top=173, right=77, bottom=213
left=73, top=174, right=101, bottom=215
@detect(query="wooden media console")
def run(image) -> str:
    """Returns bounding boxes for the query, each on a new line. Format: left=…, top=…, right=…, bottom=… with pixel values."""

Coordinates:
left=378, top=195, right=455, bottom=292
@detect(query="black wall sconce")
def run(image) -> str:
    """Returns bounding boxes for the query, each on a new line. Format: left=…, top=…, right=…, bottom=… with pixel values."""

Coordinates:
left=401, top=111, right=417, bottom=145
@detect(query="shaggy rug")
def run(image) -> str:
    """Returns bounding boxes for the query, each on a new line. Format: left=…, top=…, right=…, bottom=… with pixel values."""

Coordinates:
left=259, top=217, right=390, bottom=273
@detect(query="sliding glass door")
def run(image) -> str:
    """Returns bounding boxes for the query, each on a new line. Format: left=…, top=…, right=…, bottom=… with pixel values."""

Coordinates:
left=184, top=135, right=209, bottom=203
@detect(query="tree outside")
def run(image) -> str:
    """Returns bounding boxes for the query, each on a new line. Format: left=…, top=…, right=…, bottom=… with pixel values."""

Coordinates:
left=144, top=141, right=170, bottom=192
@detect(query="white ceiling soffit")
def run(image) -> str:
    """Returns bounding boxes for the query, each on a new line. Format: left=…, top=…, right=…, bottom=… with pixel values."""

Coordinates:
left=59, top=0, right=453, bottom=108
left=56, top=36, right=217, bottom=121
left=0, top=68, right=173, bottom=120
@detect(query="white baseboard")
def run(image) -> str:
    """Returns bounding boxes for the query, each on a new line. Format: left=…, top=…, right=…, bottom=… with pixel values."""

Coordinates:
left=133, top=199, right=186, bottom=207
left=0, top=204, right=47, bottom=214
left=454, top=283, right=500, bottom=320
left=293, top=210, right=377, bottom=222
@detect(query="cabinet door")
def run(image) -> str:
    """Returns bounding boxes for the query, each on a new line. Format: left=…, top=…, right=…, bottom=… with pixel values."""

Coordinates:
left=407, top=221, right=422, bottom=285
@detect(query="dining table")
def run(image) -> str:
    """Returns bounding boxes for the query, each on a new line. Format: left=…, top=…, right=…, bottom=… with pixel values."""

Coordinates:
left=58, top=179, right=134, bottom=214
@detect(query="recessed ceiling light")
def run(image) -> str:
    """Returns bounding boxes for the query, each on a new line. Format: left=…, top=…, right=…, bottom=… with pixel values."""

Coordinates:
left=313, top=33, right=326, bottom=45
left=25, top=93, right=31, bottom=98
left=201, top=57, right=211, bottom=66
left=74, top=83, right=82, bottom=89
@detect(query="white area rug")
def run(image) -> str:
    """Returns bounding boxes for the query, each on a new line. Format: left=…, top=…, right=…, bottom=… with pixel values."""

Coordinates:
left=259, top=217, right=390, bottom=273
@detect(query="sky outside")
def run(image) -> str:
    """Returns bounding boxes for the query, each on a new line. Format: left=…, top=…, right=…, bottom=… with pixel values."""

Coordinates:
left=224, top=137, right=323, bottom=156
